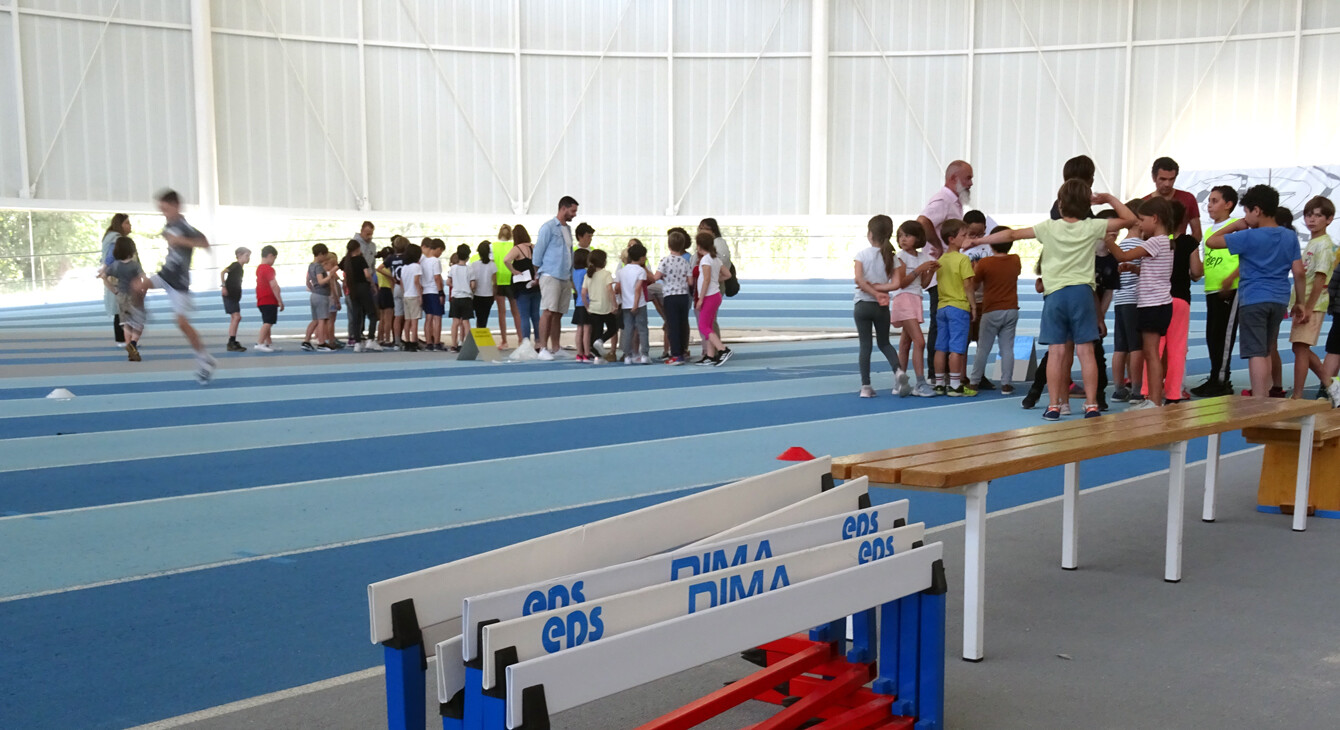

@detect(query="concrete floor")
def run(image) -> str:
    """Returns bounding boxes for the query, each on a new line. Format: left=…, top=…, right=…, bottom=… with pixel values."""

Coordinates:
left=152, top=447, right=1340, bottom=730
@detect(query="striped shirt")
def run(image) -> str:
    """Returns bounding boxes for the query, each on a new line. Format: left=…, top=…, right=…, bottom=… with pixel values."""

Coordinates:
left=1112, top=238, right=1142, bottom=306
left=1135, top=235, right=1173, bottom=308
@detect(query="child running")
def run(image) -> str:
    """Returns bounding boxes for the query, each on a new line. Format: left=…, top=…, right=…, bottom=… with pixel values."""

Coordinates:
left=149, top=189, right=216, bottom=384
left=105, top=236, right=147, bottom=361
left=448, top=244, right=474, bottom=352
left=892, top=221, right=938, bottom=397
left=254, top=245, right=283, bottom=352
left=852, top=215, right=907, bottom=397
left=220, top=247, right=250, bottom=352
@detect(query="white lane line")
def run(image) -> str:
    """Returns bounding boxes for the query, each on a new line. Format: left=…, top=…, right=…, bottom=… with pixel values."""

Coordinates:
left=0, top=480, right=719, bottom=604
left=115, top=447, right=1264, bottom=728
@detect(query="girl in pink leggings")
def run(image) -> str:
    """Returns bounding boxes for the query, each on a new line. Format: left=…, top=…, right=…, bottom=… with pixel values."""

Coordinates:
left=694, top=232, right=733, bottom=366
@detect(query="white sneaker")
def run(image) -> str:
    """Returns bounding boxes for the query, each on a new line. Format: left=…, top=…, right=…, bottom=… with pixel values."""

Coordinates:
left=591, top=339, right=606, bottom=358
left=1327, top=379, right=1340, bottom=409
left=638, top=355, right=652, bottom=364
left=115, top=342, right=126, bottom=348
left=895, top=370, right=912, bottom=397
left=353, top=341, right=365, bottom=353
left=364, top=340, right=382, bottom=352
left=1129, top=399, right=1159, bottom=411
left=1059, top=403, right=1071, bottom=416
left=254, top=343, right=273, bottom=353
left=624, top=355, right=634, bottom=364
left=537, top=348, right=555, bottom=361
left=860, top=385, right=877, bottom=398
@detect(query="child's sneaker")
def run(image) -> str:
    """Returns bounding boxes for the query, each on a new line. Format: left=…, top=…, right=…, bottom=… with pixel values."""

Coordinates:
left=637, top=355, right=652, bottom=364
left=1327, top=379, right=1340, bottom=408
left=1000, top=384, right=1015, bottom=395
left=1084, top=404, right=1102, bottom=418
left=316, top=343, right=335, bottom=352
left=912, top=382, right=937, bottom=398
left=1020, top=389, right=1041, bottom=409
left=254, top=343, right=273, bottom=353
left=896, top=370, right=911, bottom=397
left=714, top=348, right=733, bottom=365
left=947, top=385, right=965, bottom=397
left=934, top=385, right=947, bottom=396
left=860, top=385, right=877, bottom=398
left=353, top=341, right=365, bottom=353
left=1042, top=406, right=1062, bottom=421
left=195, top=355, right=216, bottom=386
left=590, top=339, right=605, bottom=357
left=1059, top=402, right=1071, bottom=416
left=364, top=340, right=383, bottom=351
left=962, top=385, right=978, bottom=397
left=1269, top=386, right=1287, bottom=398
left=301, top=341, right=315, bottom=352
left=126, top=342, right=141, bottom=362
left=537, top=349, right=555, bottom=361
left=589, top=355, right=604, bottom=365
left=1111, top=385, right=1132, bottom=402
left=226, top=341, right=247, bottom=352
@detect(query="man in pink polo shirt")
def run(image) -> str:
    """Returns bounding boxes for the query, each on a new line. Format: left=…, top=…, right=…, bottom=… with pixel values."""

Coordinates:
left=916, top=160, right=975, bottom=380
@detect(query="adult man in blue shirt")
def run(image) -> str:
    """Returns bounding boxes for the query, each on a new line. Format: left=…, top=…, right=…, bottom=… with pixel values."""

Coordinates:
left=534, top=195, right=579, bottom=360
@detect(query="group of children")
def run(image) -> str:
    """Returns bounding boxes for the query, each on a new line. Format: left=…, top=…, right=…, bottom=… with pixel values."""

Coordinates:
left=852, top=171, right=1340, bottom=417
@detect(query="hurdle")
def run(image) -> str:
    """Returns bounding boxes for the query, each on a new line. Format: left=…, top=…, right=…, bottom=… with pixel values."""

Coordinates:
left=500, top=543, right=948, bottom=729
left=369, top=457, right=866, bottom=730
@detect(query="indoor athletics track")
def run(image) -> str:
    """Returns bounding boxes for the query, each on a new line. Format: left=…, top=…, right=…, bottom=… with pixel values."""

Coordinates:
left=0, top=280, right=1304, bottom=728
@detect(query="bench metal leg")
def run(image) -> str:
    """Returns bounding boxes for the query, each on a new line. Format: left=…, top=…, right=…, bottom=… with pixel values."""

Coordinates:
left=962, top=481, right=988, bottom=662
left=1166, top=441, right=1188, bottom=583
left=1292, top=415, right=1317, bottom=532
left=1062, top=462, right=1080, bottom=570
left=1202, top=432, right=1220, bottom=523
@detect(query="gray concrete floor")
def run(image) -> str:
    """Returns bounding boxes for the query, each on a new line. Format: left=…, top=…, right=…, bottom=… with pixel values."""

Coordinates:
left=151, top=449, right=1340, bottom=730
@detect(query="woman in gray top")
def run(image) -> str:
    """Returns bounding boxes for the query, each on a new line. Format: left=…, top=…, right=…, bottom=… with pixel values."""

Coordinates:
left=98, top=214, right=131, bottom=346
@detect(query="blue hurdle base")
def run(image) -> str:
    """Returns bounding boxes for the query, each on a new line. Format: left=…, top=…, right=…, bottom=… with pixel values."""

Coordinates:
left=385, top=643, right=426, bottom=730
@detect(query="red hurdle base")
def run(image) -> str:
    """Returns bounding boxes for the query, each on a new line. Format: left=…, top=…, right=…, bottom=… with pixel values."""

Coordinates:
left=635, top=635, right=916, bottom=730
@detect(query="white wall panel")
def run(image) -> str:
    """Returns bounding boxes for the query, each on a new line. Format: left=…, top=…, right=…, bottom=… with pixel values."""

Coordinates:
left=0, top=11, right=21, bottom=199
left=1296, top=35, right=1340, bottom=163
left=364, top=0, right=512, bottom=49
left=675, top=0, right=810, bottom=54
left=830, top=0, right=968, bottom=53
left=522, top=0, right=669, bottom=54
left=522, top=56, right=667, bottom=215
left=1133, top=0, right=1294, bottom=41
left=17, top=0, right=189, bottom=25
left=365, top=47, right=515, bottom=214
left=211, top=0, right=358, bottom=40
left=674, top=58, right=808, bottom=215
left=1304, top=0, right=1340, bottom=29
left=1126, top=37, right=1294, bottom=190
left=213, top=34, right=362, bottom=209
left=976, top=0, right=1126, bottom=49
left=19, top=14, right=196, bottom=203
left=828, top=56, right=968, bottom=215
left=973, top=48, right=1126, bottom=213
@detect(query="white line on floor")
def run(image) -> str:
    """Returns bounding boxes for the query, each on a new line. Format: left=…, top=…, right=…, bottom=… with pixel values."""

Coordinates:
left=125, top=666, right=387, bottom=729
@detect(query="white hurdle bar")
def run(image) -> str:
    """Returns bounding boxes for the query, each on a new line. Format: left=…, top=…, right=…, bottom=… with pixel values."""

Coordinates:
left=475, top=521, right=927, bottom=718
left=370, top=458, right=857, bottom=730
left=446, top=490, right=903, bottom=706
left=503, top=543, right=947, bottom=730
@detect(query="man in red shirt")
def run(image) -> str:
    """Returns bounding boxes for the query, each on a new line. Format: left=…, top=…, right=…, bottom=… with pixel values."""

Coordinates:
left=1144, top=156, right=1202, bottom=240
left=254, top=245, right=284, bottom=352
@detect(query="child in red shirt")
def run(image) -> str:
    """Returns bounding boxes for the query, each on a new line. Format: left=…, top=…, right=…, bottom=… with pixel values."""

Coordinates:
left=255, top=245, right=284, bottom=352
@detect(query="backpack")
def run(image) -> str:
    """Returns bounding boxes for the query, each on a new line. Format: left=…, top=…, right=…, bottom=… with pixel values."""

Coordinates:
left=722, top=263, right=739, bottom=297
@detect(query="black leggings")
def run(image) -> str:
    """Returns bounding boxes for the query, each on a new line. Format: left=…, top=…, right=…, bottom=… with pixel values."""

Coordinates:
left=925, top=286, right=938, bottom=379
left=589, top=312, right=617, bottom=349
left=113, top=315, right=125, bottom=343
left=663, top=293, right=691, bottom=358
left=854, top=300, right=902, bottom=386
left=347, top=287, right=375, bottom=342
left=474, top=296, right=494, bottom=328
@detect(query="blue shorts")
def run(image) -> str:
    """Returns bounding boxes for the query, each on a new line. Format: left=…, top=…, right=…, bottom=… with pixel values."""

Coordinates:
left=934, top=306, right=971, bottom=354
left=1039, top=284, right=1099, bottom=346
left=421, top=292, right=445, bottom=317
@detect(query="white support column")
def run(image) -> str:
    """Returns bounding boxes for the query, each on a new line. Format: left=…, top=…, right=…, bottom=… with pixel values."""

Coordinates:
left=190, top=0, right=220, bottom=222
left=1165, top=441, right=1188, bottom=583
left=1202, top=432, right=1221, bottom=522
left=665, top=0, right=675, bottom=216
left=355, top=0, right=371, bottom=211
left=1118, top=0, right=1134, bottom=199
left=962, top=480, right=989, bottom=662
left=1289, top=0, right=1303, bottom=161
left=964, top=0, right=975, bottom=160
left=807, top=0, right=828, bottom=216
left=1061, top=462, right=1080, bottom=570
left=9, top=4, right=32, bottom=198
left=512, top=0, right=525, bottom=215
left=1292, top=415, right=1316, bottom=532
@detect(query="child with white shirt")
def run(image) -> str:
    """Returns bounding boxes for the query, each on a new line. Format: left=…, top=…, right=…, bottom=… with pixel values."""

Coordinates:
left=616, top=240, right=650, bottom=364
left=892, top=220, right=939, bottom=396
left=471, top=241, right=497, bottom=330
left=399, top=244, right=423, bottom=351
left=419, top=239, right=445, bottom=351
left=448, top=243, right=475, bottom=352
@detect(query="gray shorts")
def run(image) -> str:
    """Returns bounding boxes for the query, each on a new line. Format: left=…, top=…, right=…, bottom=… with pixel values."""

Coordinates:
left=540, top=274, right=572, bottom=314
left=393, top=283, right=405, bottom=317
left=149, top=275, right=194, bottom=316
left=310, top=292, right=331, bottom=320
left=1238, top=301, right=1285, bottom=359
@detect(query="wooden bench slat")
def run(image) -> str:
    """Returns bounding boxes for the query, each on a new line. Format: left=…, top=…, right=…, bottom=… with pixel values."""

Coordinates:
left=831, top=396, right=1243, bottom=479
left=1242, top=409, right=1340, bottom=444
left=899, top=399, right=1329, bottom=488
left=847, top=398, right=1254, bottom=484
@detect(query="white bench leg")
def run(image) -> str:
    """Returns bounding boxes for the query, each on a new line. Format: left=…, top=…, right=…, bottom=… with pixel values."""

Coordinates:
left=1061, top=462, right=1080, bottom=570
left=1292, top=415, right=1317, bottom=532
left=963, top=481, right=988, bottom=662
left=1202, top=432, right=1220, bottom=523
left=1166, top=441, right=1188, bottom=583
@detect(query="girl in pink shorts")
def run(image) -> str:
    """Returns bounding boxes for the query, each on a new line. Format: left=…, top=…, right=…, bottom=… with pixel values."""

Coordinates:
left=892, top=220, right=940, bottom=396
left=694, top=232, right=733, bottom=365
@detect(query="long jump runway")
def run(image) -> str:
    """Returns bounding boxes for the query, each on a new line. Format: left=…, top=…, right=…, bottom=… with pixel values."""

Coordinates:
left=0, top=281, right=1311, bottom=728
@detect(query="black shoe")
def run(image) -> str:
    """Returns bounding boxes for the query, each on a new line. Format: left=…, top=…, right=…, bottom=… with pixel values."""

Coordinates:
left=1189, top=379, right=1216, bottom=397
left=1020, top=390, right=1041, bottom=409
left=226, top=341, right=247, bottom=352
left=1098, top=398, right=1109, bottom=412
left=713, top=348, right=733, bottom=366
left=975, top=377, right=995, bottom=391
left=1209, top=380, right=1235, bottom=397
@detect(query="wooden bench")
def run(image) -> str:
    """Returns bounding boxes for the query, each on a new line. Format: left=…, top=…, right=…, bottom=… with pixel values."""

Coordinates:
left=1244, top=409, right=1340, bottom=518
left=833, top=396, right=1329, bottom=662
